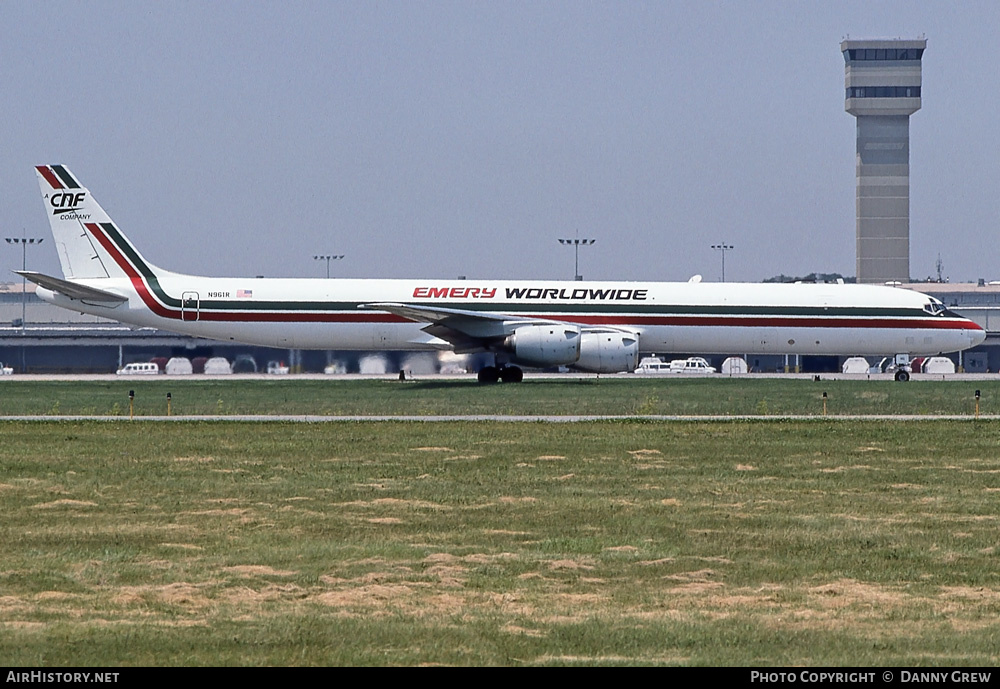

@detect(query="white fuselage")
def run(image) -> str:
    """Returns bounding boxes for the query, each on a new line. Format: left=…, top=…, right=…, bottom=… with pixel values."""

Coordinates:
left=37, top=275, right=985, bottom=357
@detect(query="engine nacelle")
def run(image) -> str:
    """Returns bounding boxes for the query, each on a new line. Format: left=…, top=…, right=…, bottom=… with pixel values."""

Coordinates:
left=573, top=331, right=640, bottom=373
left=503, top=324, right=581, bottom=367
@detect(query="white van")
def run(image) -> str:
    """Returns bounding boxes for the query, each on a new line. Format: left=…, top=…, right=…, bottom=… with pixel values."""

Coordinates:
left=117, top=362, right=160, bottom=375
left=634, top=356, right=672, bottom=374
left=668, top=357, right=716, bottom=374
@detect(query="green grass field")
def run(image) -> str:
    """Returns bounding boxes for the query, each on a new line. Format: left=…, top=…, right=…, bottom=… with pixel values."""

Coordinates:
left=2, top=418, right=999, bottom=666
left=0, top=377, right=996, bottom=417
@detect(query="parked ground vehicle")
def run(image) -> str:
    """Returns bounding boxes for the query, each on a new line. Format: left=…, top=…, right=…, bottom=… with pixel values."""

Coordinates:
left=117, top=362, right=159, bottom=375
left=668, top=357, right=716, bottom=374
left=634, top=356, right=717, bottom=375
left=633, top=356, right=672, bottom=374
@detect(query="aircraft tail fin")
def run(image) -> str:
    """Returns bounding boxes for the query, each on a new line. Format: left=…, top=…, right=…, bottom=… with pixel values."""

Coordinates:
left=35, top=165, right=166, bottom=281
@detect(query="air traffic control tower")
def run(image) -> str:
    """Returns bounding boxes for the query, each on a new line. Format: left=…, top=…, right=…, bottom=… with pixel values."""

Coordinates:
left=842, top=38, right=926, bottom=284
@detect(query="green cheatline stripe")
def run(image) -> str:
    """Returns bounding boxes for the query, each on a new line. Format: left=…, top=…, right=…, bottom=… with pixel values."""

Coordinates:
left=51, top=165, right=79, bottom=189
left=101, top=222, right=181, bottom=308
left=97, top=223, right=934, bottom=319
left=104, top=222, right=365, bottom=311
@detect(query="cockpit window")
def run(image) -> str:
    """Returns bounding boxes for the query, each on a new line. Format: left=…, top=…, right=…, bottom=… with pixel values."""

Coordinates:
left=923, top=301, right=946, bottom=316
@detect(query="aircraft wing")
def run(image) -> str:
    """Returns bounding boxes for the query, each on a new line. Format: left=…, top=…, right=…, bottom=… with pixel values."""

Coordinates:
left=15, top=271, right=128, bottom=304
left=361, top=302, right=554, bottom=352
left=360, top=302, right=636, bottom=353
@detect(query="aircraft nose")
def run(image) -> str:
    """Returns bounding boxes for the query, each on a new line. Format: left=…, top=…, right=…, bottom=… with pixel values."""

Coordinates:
left=970, top=325, right=987, bottom=348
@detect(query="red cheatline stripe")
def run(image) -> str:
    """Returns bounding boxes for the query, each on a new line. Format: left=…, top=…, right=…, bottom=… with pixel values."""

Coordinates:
left=191, top=314, right=961, bottom=327
left=160, top=313, right=974, bottom=329
left=84, top=223, right=176, bottom=317
left=36, top=166, right=64, bottom=190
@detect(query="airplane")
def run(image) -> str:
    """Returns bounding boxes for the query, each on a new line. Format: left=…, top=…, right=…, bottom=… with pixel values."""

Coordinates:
left=23, top=164, right=985, bottom=382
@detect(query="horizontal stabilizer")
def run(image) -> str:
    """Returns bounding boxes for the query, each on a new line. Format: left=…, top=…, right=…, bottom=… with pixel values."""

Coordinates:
left=15, top=271, right=128, bottom=304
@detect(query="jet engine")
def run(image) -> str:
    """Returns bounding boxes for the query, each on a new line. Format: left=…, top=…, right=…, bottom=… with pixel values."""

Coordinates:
left=503, top=324, right=581, bottom=367
left=574, top=331, right=640, bottom=373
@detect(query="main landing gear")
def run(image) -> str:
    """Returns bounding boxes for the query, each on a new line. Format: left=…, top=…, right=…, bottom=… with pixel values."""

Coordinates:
left=477, top=365, right=524, bottom=384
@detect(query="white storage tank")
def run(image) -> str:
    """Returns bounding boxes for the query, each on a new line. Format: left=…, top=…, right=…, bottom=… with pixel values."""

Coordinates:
left=841, top=357, right=870, bottom=374
left=203, top=357, right=232, bottom=374
left=165, top=357, right=193, bottom=375
left=922, top=357, right=956, bottom=375
left=721, top=357, right=748, bottom=375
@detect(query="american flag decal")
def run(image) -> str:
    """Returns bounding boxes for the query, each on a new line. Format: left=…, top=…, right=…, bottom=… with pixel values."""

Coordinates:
left=237, top=289, right=253, bottom=298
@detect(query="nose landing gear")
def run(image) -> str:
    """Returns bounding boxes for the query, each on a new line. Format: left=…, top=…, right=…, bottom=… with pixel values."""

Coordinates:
left=893, top=354, right=911, bottom=382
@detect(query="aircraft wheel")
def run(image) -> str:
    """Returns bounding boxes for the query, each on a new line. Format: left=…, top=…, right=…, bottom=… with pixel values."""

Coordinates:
left=477, top=366, right=501, bottom=384
left=894, top=370, right=910, bottom=382
left=500, top=366, right=524, bottom=383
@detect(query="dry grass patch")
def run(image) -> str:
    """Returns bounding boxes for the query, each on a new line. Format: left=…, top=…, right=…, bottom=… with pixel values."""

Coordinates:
left=31, top=499, right=97, bottom=509
left=222, top=565, right=298, bottom=577
left=546, top=559, right=596, bottom=571
left=341, top=498, right=449, bottom=510
left=158, top=543, right=204, bottom=551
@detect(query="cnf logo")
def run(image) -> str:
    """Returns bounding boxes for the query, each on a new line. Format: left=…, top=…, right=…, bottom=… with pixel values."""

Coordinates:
left=49, top=192, right=86, bottom=215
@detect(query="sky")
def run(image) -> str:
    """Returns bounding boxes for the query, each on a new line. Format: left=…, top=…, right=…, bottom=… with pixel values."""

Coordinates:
left=2, top=1, right=999, bottom=284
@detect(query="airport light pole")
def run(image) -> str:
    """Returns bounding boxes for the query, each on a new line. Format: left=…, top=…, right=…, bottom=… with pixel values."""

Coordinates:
left=5, top=236, right=44, bottom=333
left=558, top=238, right=595, bottom=281
left=711, top=243, right=734, bottom=282
left=314, top=254, right=344, bottom=279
